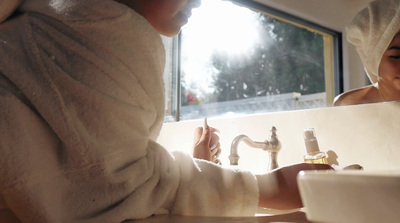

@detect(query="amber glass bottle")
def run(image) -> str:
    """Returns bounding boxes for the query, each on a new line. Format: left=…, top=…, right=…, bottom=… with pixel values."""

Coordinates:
left=303, top=128, right=327, bottom=164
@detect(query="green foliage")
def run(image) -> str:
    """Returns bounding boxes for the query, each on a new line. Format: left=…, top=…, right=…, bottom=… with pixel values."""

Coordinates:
left=211, top=16, right=325, bottom=102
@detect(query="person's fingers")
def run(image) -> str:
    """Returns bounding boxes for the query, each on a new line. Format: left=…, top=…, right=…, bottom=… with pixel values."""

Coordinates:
left=193, top=119, right=212, bottom=161
left=193, top=123, right=212, bottom=148
left=211, top=149, right=222, bottom=162
left=279, top=163, right=333, bottom=171
left=210, top=142, right=220, bottom=156
left=296, top=163, right=333, bottom=171
left=199, top=121, right=211, bottom=146
left=210, top=141, right=219, bottom=151
left=214, top=147, right=221, bottom=157
left=209, top=127, right=219, bottom=147
left=193, top=118, right=223, bottom=162
left=193, top=127, right=203, bottom=146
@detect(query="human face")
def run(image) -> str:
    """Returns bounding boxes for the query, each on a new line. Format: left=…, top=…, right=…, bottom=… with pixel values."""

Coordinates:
left=116, top=0, right=201, bottom=37
left=378, top=32, right=400, bottom=99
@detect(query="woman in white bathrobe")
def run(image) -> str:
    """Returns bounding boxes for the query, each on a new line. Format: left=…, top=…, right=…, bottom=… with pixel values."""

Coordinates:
left=334, top=0, right=400, bottom=106
left=0, top=0, right=331, bottom=222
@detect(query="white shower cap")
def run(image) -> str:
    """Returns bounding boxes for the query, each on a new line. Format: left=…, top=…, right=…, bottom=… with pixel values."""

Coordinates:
left=346, top=0, right=400, bottom=84
left=0, top=0, right=23, bottom=23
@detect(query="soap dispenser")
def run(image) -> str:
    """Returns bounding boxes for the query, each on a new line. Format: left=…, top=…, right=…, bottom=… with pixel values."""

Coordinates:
left=303, top=128, right=327, bottom=164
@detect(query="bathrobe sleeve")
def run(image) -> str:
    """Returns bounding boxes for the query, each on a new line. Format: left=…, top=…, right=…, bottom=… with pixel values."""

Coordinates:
left=0, top=0, right=259, bottom=222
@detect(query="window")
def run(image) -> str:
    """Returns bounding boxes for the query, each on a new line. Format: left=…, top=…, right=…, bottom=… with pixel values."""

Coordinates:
left=163, top=0, right=342, bottom=122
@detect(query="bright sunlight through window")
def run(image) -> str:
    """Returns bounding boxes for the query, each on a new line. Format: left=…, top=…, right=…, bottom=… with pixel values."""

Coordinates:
left=181, top=0, right=264, bottom=95
left=163, top=0, right=342, bottom=122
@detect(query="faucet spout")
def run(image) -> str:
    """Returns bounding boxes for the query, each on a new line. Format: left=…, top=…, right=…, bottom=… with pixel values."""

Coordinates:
left=229, top=135, right=269, bottom=165
left=229, top=126, right=281, bottom=171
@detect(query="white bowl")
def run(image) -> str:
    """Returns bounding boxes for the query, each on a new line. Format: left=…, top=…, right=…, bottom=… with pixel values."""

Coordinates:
left=297, top=170, right=400, bottom=223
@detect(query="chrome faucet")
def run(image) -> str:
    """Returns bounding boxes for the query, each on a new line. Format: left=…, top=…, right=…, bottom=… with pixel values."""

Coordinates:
left=229, top=126, right=281, bottom=172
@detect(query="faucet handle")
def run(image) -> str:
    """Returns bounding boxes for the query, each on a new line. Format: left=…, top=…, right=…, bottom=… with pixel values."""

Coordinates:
left=267, top=126, right=281, bottom=153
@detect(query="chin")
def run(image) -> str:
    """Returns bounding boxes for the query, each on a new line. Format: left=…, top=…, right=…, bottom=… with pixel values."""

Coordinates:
left=159, top=28, right=181, bottom=37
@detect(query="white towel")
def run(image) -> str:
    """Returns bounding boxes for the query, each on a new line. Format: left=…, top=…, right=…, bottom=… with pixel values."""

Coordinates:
left=346, top=0, right=400, bottom=84
left=0, top=0, right=259, bottom=222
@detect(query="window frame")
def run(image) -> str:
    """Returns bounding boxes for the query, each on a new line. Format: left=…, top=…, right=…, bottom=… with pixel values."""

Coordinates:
left=166, top=0, right=343, bottom=122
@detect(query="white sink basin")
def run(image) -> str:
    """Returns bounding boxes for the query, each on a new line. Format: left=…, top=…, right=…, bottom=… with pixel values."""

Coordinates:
left=297, top=170, right=400, bottom=223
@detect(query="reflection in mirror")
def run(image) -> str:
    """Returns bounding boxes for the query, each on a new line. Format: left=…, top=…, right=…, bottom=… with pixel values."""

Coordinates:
left=334, top=0, right=400, bottom=107
left=163, top=0, right=343, bottom=122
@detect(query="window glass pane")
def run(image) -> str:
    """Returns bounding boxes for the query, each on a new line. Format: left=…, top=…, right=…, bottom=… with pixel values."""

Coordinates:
left=171, top=0, right=339, bottom=121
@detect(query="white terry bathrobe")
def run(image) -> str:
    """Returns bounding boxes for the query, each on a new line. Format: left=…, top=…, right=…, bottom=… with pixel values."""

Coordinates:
left=0, top=0, right=259, bottom=222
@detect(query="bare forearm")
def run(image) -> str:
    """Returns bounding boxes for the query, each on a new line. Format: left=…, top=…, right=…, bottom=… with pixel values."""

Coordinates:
left=255, top=172, right=302, bottom=210
left=256, top=163, right=333, bottom=210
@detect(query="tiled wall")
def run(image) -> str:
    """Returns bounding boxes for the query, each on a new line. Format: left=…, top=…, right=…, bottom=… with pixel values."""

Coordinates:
left=157, top=102, right=400, bottom=174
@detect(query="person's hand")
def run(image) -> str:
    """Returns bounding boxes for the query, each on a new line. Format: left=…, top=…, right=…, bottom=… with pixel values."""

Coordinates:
left=256, top=163, right=333, bottom=210
left=192, top=119, right=221, bottom=163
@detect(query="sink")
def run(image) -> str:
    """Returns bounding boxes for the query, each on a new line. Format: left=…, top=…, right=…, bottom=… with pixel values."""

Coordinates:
left=297, top=170, right=400, bottom=223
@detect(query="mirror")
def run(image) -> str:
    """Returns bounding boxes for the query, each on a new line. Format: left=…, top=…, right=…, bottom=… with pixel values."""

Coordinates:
left=163, top=0, right=377, bottom=122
